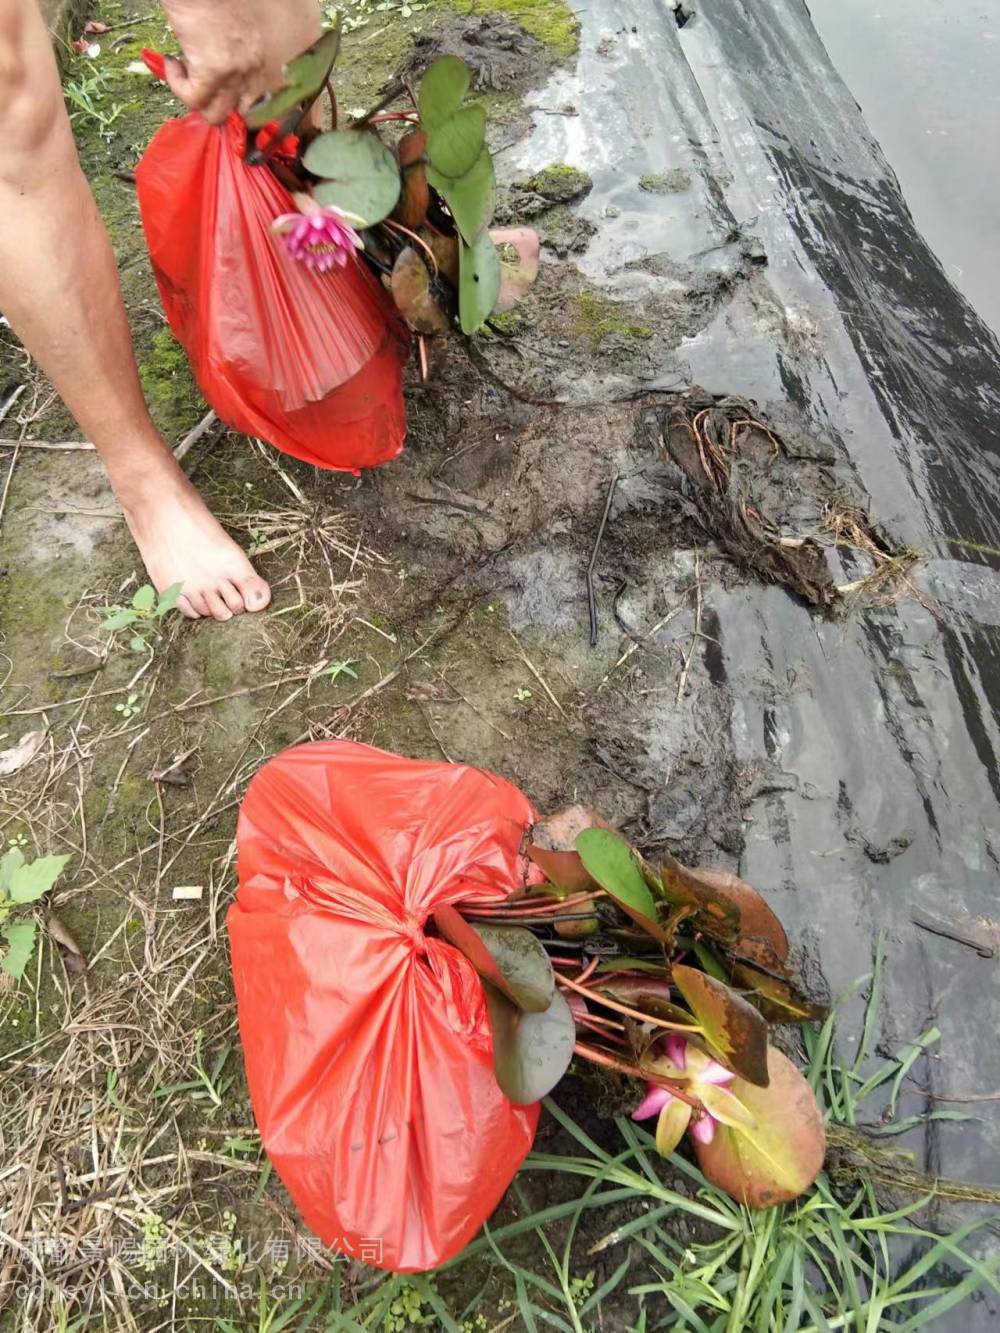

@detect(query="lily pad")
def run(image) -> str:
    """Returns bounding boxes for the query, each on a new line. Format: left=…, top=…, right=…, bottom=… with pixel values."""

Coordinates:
left=694, top=1046, right=826, bottom=1207
left=672, top=965, right=770, bottom=1087
left=390, top=248, right=450, bottom=335
left=304, top=130, right=401, bottom=226
left=433, top=903, right=518, bottom=1005
left=527, top=805, right=611, bottom=895
left=492, top=226, right=541, bottom=312
left=427, top=105, right=488, bottom=180
left=732, top=961, right=830, bottom=1024
left=396, top=163, right=430, bottom=230
left=576, top=828, right=672, bottom=944
left=418, top=54, right=471, bottom=130
left=485, top=984, right=576, bottom=1104
left=473, top=924, right=555, bottom=1013
left=459, top=230, right=501, bottom=334
left=245, top=25, right=342, bottom=131
left=428, top=149, right=496, bottom=245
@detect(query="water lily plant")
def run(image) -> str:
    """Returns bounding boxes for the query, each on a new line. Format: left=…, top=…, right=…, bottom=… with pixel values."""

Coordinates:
left=242, top=24, right=540, bottom=360
left=432, top=806, right=829, bottom=1210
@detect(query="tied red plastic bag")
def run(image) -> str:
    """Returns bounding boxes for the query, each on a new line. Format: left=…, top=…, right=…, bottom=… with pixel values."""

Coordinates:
left=135, top=52, right=408, bottom=473
left=229, top=740, right=542, bottom=1271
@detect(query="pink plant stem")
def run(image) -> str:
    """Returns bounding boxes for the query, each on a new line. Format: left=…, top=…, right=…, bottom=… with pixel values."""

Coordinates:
left=557, top=973, right=701, bottom=1032
left=573, top=1042, right=700, bottom=1108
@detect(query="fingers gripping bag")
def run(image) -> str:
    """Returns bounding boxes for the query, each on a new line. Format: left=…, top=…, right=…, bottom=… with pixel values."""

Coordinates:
left=135, top=54, right=408, bottom=473
left=229, top=741, right=542, bottom=1271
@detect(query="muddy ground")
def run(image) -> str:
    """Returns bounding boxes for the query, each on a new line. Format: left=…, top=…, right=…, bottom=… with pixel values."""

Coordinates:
left=3, top=0, right=1000, bottom=1328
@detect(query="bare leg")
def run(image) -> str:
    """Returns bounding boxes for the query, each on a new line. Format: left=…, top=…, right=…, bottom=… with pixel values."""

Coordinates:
left=0, top=1, right=270, bottom=620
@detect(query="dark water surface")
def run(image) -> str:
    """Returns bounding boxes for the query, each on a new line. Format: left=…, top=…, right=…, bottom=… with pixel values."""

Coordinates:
left=808, top=0, right=1000, bottom=338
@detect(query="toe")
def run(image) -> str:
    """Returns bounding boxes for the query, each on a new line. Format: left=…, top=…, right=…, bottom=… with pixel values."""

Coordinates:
left=204, top=590, right=234, bottom=622
left=180, top=590, right=208, bottom=619
left=219, top=581, right=246, bottom=616
left=238, top=575, right=271, bottom=613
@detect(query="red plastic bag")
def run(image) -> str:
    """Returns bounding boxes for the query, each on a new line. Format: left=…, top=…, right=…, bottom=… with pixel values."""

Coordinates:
left=135, top=55, right=408, bottom=473
left=229, top=740, right=542, bottom=1271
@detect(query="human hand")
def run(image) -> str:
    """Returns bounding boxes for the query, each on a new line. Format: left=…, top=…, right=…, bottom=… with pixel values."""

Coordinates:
left=160, top=0, right=268, bottom=125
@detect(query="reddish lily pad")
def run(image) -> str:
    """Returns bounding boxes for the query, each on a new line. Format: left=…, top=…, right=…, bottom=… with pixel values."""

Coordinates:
left=527, top=805, right=611, bottom=895
left=659, top=856, right=789, bottom=960
left=484, top=984, right=576, bottom=1104
left=672, top=965, right=769, bottom=1087
left=492, top=227, right=541, bottom=312
left=600, top=976, right=700, bottom=1029
left=390, top=248, right=450, bottom=335
left=694, top=1046, right=826, bottom=1207
left=732, top=962, right=829, bottom=1024
left=396, top=163, right=430, bottom=230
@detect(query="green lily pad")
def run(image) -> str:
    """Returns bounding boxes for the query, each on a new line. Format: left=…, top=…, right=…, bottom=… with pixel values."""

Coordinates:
left=245, top=25, right=342, bottom=131
left=485, top=984, right=576, bottom=1104
left=428, top=149, right=496, bottom=244
left=474, top=924, right=555, bottom=1013
left=433, top=903, right=517, bottom=1006
left=459, top=230, right=501, bottom=334
left=304, top=130, right=401, bottom=226
left=575, top=828, right=672, bottom=944
left=694, top=1046, right=826, bottom=1207
left=672, top=965, right=769, bottom=1087
left=418, top=54, right=471, bottom=130
left=427, top=105, right=487, bottom=180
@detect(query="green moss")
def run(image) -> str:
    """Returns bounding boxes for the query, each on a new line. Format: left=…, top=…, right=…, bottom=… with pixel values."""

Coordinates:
left=138, top=325, right=206, bottom=439
left=638, top=168, right=692, bottom=194
left=429, top=0, right=579, bottom=54
left=489, top=308, right=527, bottom=335
left=573, top=290, right=653, bottom=344
left=524, top=163, right=592, bottom=203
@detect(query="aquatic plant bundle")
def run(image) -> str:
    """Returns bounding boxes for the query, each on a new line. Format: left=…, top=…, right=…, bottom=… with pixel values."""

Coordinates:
left=243, top=23, right=540, bottom=363
left=230, top=742, right=826, bottom=1274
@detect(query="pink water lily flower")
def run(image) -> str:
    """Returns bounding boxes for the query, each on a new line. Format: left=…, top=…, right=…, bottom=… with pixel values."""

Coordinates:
left=632, top=1033, right=751, bottom=1153
left=271, top=195, right=364, bottom=273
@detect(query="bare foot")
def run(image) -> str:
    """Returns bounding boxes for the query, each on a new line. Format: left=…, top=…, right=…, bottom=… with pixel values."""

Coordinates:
left=115, top=458, right=270, bottom=621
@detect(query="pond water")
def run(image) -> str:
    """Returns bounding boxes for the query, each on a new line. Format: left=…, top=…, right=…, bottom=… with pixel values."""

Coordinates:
left=807, top=0, right=1000, bottom=338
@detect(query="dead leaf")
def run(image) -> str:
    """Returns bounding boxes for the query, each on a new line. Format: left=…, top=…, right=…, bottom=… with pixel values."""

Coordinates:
left=46, top=915, right=87, bottom=974
left=391, top=248, right=451, bottom=335
left=0, top=730, right=47, bottom=777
